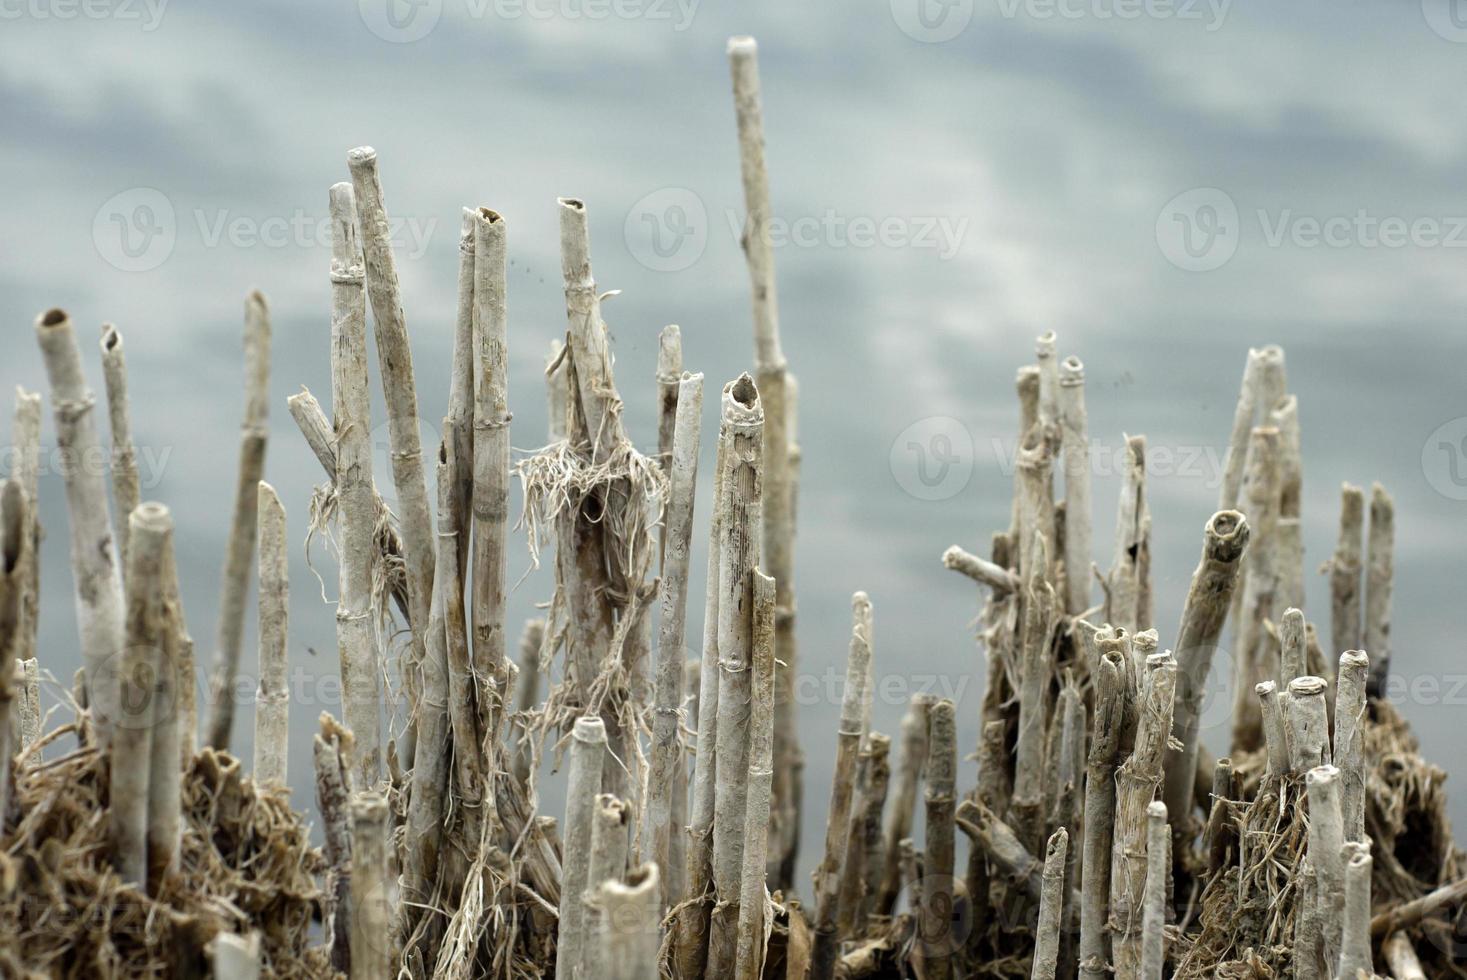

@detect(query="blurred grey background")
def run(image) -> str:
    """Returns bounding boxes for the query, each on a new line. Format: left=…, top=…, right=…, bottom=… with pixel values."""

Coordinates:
left=4, top=0, right=1467, bottom=884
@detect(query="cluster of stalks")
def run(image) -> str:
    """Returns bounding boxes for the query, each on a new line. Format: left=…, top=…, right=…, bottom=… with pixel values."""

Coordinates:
left=3, top=33, right=1467, bottom=980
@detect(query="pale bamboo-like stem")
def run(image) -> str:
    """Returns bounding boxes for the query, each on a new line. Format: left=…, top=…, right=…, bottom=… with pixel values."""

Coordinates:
left=648, top=372, right=704, bottom=908
left=1334, top=650, right=1369, bottom=843
left=1059, top=356, right=1092, bottom=613
left=837, top=593, right=876, bottom=934
left=1053, top=676, right=1086, bottom=979
left=1035, top=330, right=1059, bottom=427
left=472, top=206, right=512, bottom=717
left=669, top=658, right=695, bottom=902
left=581, top=793, right=631, bottom=980
left=1306, top=764, right=1345, bottom=967
left=0, top=482, right=24, bottom=671
left=708, top=376, right=765, bottom=977
left=447, top=209, right=477, bottom=585
left=1203, top=757, right=1234, bottom=875
left=1256, top=681, right=1290, bottom=776
left=17, top=657, right=39, bottom=750
left=1164, top=510, right=1248, bottom=837
left=1328, top=484, right=1365, bottom=662
left=1010, top=367, right=1041, bottom=545
left=251, top=482, right=288, bottom=784
left=1080, top=643, right=1126, bottom=980
left=1107, top=434, right=1151, bottom=632
left=1230, top=426, right=1281, bottom=754
left=347, top=147, right=436, bottom=762
left=0, top=660, right=14, bottom=821
left=1295, top=862, right=1321, bottom=980
left=941, top=544, right=1019, bottom=593
left=596, top=863, right=661, bottom=980
left=328, top=182, right=383, bottom=789
left=144, top=508, right=181, bottom=887
left=205, top=291, right=270, bottom=751
left=513, top=618, right=544, bottom=786
left=875, top=694, right=932, bottom=916
left=157, top=507, right=196, bottom=768
left=735, top=570, right=777, bottom=980
left=1287, top=677, right=1329, bottom=772
left=1140, top=803, right=1167, bottom=980
left=1031, top=827, right=1069, bottom=980
left=1110, top=647, right=1176, bottom=980
left=810, top=593, right=876, bottom=980
left=1217, top=346, right=1268, bottom=512
left=35, top=309, right=125, bottom=741
left=209, top=932, right=261, bottom=980
left=557, top=715, right=608, bottom=980
left=99, top=325, right=141, bottom=577
left=547, top=339, right=568, bottom=442
left=968, top=717, right=1008, bottom=953
left=1382, top=931, right=1426, bottom=980
left=1364, top=482, right=1394, bottom=696
left=1016, top=427, right=1056, bottom=586
left=657, top=325, right=683, bottom=477
left=113, top=503, right=171, bottom=885
left=1014, top=532, right=1056, bottom=850
left=955, top=799, right=1058, bottom=903
left=349, top=792, right=391, bottom=980
left=1279, top=607, right=1307, bottom=686
left=1339, top=847, right=1374, bottom=980
left=920, top=698, right=957, bottom=980
left=558, top=197, right=627, bottom=458
left=11, top=387, right=41, bottom=665
left=850, top=731, right=892, bottom=930
left=314, top=714, right=353, bottom=975
left=1271, top=394, right=1304, bottom=609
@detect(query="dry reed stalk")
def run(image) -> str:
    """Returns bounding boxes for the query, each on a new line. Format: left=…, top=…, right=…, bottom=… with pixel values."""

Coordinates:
left=446, top=210, right=477, bottom=585
left=11, top=387, right=41, bottom=665
left=558, top=715, right=608, bottom=980
left=1164, top=510, right=1248, bottom=837
left=1306, top=764, right=1345, bottom=968
left=1256, top=681, right=1290, bottom=776
left=728, top=37, right=802, bottom=891
left=17, top=657, right=39, bottom=750
left=1324, top=483, right=1366, bottom=660
left=1202, top=757, right=1234, bottom=874
left=875, top=694, right=932, bottom=916
left=251, top=482, right=288, bottom=785
left=210, top=931, right=262, bottom=980
left=1052, top=675, right=1086, bottom=979
left=315, top=714, right=354, bottom=975
left=1014, top=532, right=1056, bottom=850
left=1140, top=803, right=1167, bottom=980
left=1383, top=931, right=1426, bottom=980
left=472, top=206, right=512, bottom=718
left=1035, top=331, right=1059, bottom=425
left=810, top=593, right=876, bottom=980
left=956, top=799, right=1051, bottom=903
left=348, top=147, right=436, bottom=761
left=942, top=544, right=1020, bottom=593
left=0, top=481, right=23, bottom=666
left=99, top=325, right=141, bottom=576
left=1079, top=641, right=1127, bottom=980
left=1286, top=677, right=1329, bottom=772
left=113, top=502, right=171, bottom=885
left=513, top=618, right=544, bottom=785
left=596, top=863, right=661, bottom=980
left=0, top=659, right=13, bottom=820
left=349, top=791, right=392, bottom=980
left=156, top=502, right=197, bottom=767
left=1271, top=395, right=1304, bottom=610
left=1364, top=483, right=1394, bottom=696
left=1106, top=435, right=1151, bottom=632
left=1015, top=427, right=1056, bottom=586
left=1230, top=426, right=1280, bottom=754
left=1032, top=827, right=1069, bottom=980
left=1339, top=847, right=1374, bottom=979
left=648, top=371, right=704, bottom=908
left=709, top=375, right=766, bottom=976
left=1110, top=645, right=1176, bottom=980
left=848, top=731, right=892, bottom=932
left=581, top=793, right=631, bottom=979
left=920, top=699, right=957, bottom=980
left=1333, top=649, right=1368, bottom=843
left=146, top=507, right=183, bottom=887
left=1295, top=863, right=1321, bottom=980
left=205, top=290, right=270, bottom=752
left=36, top=308, right=125, bottom=741
left=1217, top=347, right=1267, bottom=512
left=1371, top=875, right=1467, bottom=937
left=1058, top=355, right=1092, bottom=614
left=1010, top=367, right=1041, bottom=544
left=1279, top=606, right=1307, bottom=686
left=328, top=182, right=383, bottom=788
left=734, top=569, right=777, bottom=980
left=657, top=325, right=683, bottom=479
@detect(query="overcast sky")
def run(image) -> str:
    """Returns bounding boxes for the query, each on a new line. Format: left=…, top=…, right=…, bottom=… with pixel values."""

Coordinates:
left=5, top=0, right=1467, bottom=871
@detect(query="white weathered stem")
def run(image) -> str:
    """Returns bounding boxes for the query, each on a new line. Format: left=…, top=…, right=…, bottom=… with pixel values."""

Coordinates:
left=1164, top=510, right=1249, bottom=833
left=349, top=792, right=392, bottom=980
left=735, top=570, right=777, bottom=980
left=1032, top=826, right=1069, bottom=980
left=596, top=863, right=661, bottom=980
left=1328, top=484, right=1365, bottom=662
left=209, top=932, right=261, bottom=980
left=1339, top=847, right=1374, bottom=980
left=472, top=206, right=512, bottom=716
left=582, top=793, right=631, bottom=980
left=1016, top=427, right=1056, bottom=586
left=1217, top=347, right=1268, bottom=512
left=446, top=209, right=477, bottom=586
left=314, top=715, right=353, bottom=975
left=1231, top=426, right=1280, bottom=754
left=1382, top=931, right=1427, bottom=980
left=159, top=506, right=196, bottom=768
left=1271, top=394, right=1304, bottom=609
left=1058, top=355, right=1092, bottom=613
left=920, top=699, right=957, bottom=980
left=657, top=326, right=683, bottom=476
left=251, top=482, right=288, bottom=784
left=35, top=309, right=125, bottom=742
left=1280, top=607, right=1308, bottom=687
left=648, top=372, right=704, bottom=908
left=853, top=731, right=892, bottom=929
left=328, top=182, right=383, bottom=788
left=558, top=197, right=627, bottom=458
left=1257, top=681, right=1290, bottom=776
left=347, top=147, right=435, bottom=760
left=17, top=657, right=39, bottom=750
left=876, top=694, right=931, bottom=915
left=1035, top=330, right=1059, bottom=426
left=1080, top=643, right=1126, bottom=980
left=709, top=375, right=765, bottom=976
left=1295, top=863, right=1321, bottom=980
left=1307, top=765, right=1345, bottom=968
left=810, top=593, right=876, bottom=980
left=1140, top=803, right=1167, bottom=980
left=1335, top=650, right=1369, bottom=843
left=0, top=659, right=14, bottom=821
left=1364, top=483, right=1394, bottom=696
left=547, top=339, right=569, bottom=442
left=205, top=291, right=270, bottom=751
left=942, top=544, right=1019, bottom=593
left=1107, top=435, right=1151, bottom=632
left=1287, top=676, right=1329, bottom=772
left=11, top=388, right=41, bottom=666
left=99, top=325, right=141, bottom=577
left=557, top=715, right=608, bottom=980
left=1014, top=531, right=1057, bottom=849
left=144, top=506, right=181, bottom=886
left=1010, top=367, right=1041, bottom=545
left=0, top=482, right=24, bottom=674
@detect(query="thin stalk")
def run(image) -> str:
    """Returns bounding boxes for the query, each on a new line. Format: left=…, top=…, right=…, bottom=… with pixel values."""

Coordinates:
left=852, top=731, right=892, bottom=930
left=1014, top=532, right=1056, bottom=852
left=1279, top=607, right=1307, bottom=686
left=349, top=792, right=392, bottom=980
left=160, top=507, right=196, bottom=767
left=557, top=715, right=608, bottom=980
left=920, top=698, right=957, bottom=980
left=513, top=618, right=545, bottom=786
left=876, top=694, right=932, bottom=915
left=1371, top=875, right=1467, bottom=938
left=1306, top=765, right=1345, bottom=967
left=206, top=291, right=270, bottom=751
left=1271, top=394, right=1304, bottom=609
left=1140, top=803, right=1167, bottom=980
left=0, top=659, right=13, bottom=822
left=1058, top=355, right=1092, bottom=614
left=1106, top=435, right=1151, bottom=632
left=1383, top=931, right=1427, bottom=980
left=17, top=658, right=39, bottom=750
left=99, top=325, right=141, bottom=577
left=315, top=715, right=354, bottom=976
left=252, top=482, right=288, bottom=784
left=1339, top=847, right=1374, bottom=980
left=1217, top=347, right=1269, bottom=512
left=1327, top=484, right=1365, bottom=660
left=1015, top=426, right=1056, bottom=586
left=1334, top=650, right=1369, bottom=842
left=942, top=544, right=1019, bottom=593
left=1230, top=426, right=1281, bottom=754
left=734, top=569, right=777, bottom=980
left=1032, top=827, right=1069, bottom=980
left=1079, top=643, right=1126, bottom=980
left=1364, top=483, right=1394, bottom=696
left=447, top=209, right=477, bottom=586
left=656, top=325, right=683, bottom=481
left=145, top=507, right=182, bottom=888
left=1256, top=681, right=1290, bottom=776
left=11, top=387, right=41, bottom=665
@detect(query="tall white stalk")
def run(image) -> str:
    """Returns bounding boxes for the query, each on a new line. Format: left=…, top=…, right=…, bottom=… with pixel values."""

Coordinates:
left=734, top=570, right=776, bottom=980
left=1032, top=827, right=1069, bottom=980
left=1140, top=803, right=1168, bottom=980
left=1339, top=847, right=1374, bottom=980
left=1058, top=355, right=1092, bottom=614
left=11, top=387, right=42, bottom=665
left=1364, top=483, right=1394, bottom=695
left=1230, top=426, right=1280, bottom=754
left=142, top=504, right=180, bottom=886
left=99, top=325, right=141, bottom=577
left=921, top=698, right=958, bottom=980
left=252, top=482, right=288, bottom=785
left=557, top=716, right=607, bottom=980
left=349, top=791, right=392, bottom=980
left=1328, top=484, right=1365, bottom=659
left=1306, top=765, right=1345, bottom=968
left=1334, top=650, right=1369, bottom=842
